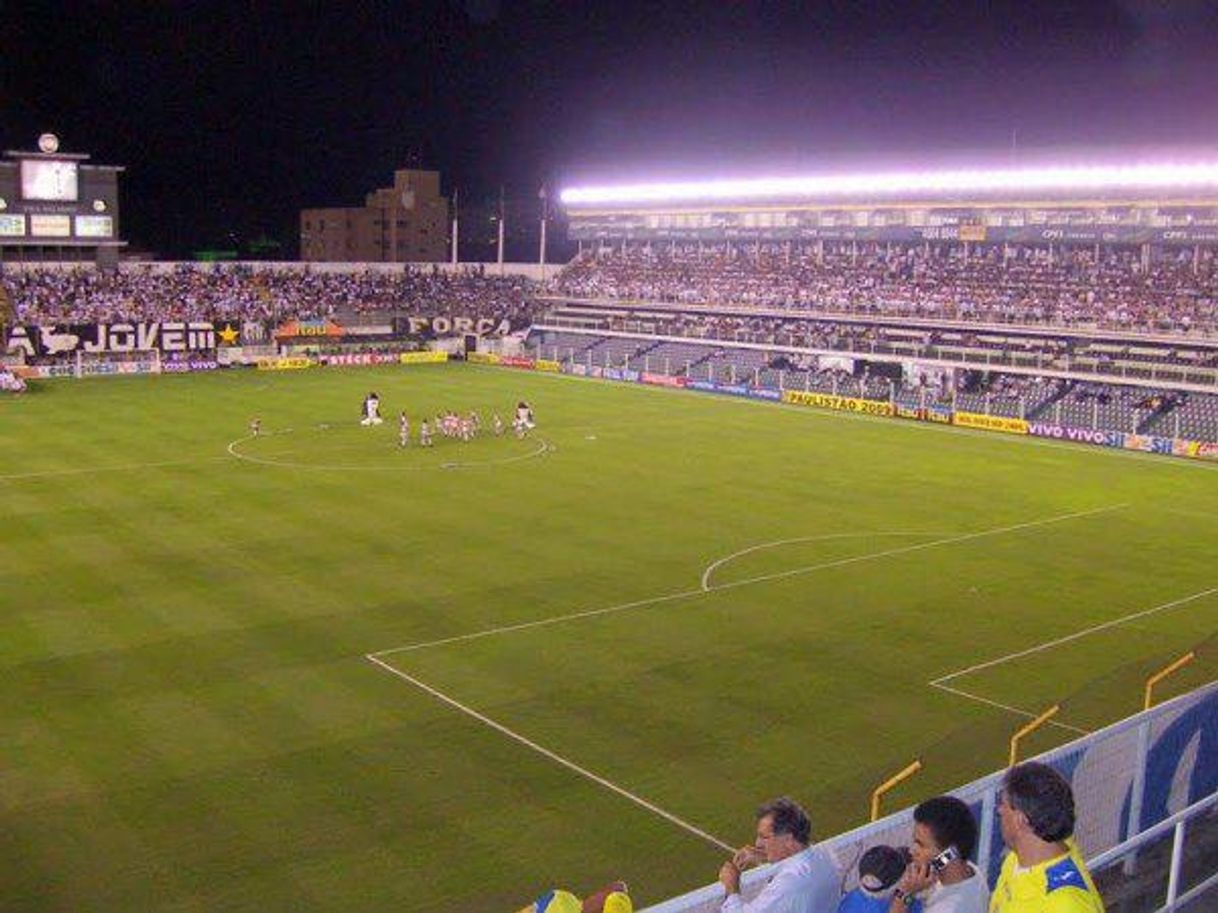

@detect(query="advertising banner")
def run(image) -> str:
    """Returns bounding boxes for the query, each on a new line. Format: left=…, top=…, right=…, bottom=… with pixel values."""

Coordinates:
left=320, top=352, right=401, bottom=366
left=273, top=319, right=345, bottom=339
left=953, top=411, right=1029, bottom=434
left=568, top=363, right=588, bottom=377
left=1196, top=442, right=1218, bottom=461
left=162, top=358, right=219, bottom=373
left=256, top=357, right=314, bottom=371
left=534, top=359, right=561, bottom=373
left=1027, top=423, right=1125, bottom=448
left=927, top=405, right=954, bottom=424
left=499, top=356, right=536, bottom=369
left=398, top=351, right=449, bottom=365
left=5, top=321, right=220, bottom=357
left=79, top=361, right=161, bottom=377
left=748, top=388, right=782, bottom=401
left=20, top=363, right=76, bottom=378
left=894, top=404, right=927, bottom=421
left=782, top=390, right=896, bottom=416
left=1124, top=434, right=1175, bottom=455
left=467, top=352, right=501, bottom=365
left=640, top=372, right=686, bottom=388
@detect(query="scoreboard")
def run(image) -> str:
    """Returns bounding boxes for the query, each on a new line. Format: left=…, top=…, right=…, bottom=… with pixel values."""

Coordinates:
left=0, top=134, right=124, bottom=257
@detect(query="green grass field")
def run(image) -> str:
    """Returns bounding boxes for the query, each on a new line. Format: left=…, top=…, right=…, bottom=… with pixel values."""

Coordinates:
left=3, top=363, right=1217, bottom=912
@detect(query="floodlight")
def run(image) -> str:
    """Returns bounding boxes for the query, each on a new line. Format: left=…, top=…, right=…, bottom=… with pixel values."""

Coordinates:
left=560, top=163, right=1218, bottom=206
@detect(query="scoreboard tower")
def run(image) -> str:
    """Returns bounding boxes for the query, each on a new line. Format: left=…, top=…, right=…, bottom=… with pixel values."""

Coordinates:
left=0, top=134, right=125, bottom=267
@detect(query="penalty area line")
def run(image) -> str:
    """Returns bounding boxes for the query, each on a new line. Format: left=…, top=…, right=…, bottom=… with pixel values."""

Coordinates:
left=373, top=503, right=1128, bottom=658
left=364, top=653, right=735, bottom=852
left=933, top=586, right=1218, bottom=684
left=929, top=681, right=1090, bottom=735
left=927, top=585, right=1218, bottom=735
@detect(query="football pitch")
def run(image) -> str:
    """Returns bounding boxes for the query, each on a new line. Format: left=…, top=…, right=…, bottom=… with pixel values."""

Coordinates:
left=3, top=363, right=1217, bottom=912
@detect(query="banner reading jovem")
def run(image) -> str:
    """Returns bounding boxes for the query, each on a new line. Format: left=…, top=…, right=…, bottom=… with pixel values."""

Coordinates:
left=5, top=322, right=220, bottom=357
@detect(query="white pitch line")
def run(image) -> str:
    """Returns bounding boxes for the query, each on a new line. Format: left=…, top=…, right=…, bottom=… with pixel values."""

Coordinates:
left=374, top=503, right=1126, bottom=658
left=371, top=587, right=707, bottom=658
left=930, top=681, right=1091, bottom=735
left=226, top=432, right=553, bottom=472
left=704, top=504, right=1127, bottom=595
left=0, top=455, right=229, bottom=482
left=700, top=531, right=946, bottom=591
left=365, top=653, right=735, bottom=852
left=933, top=586, right=1218, bottom=685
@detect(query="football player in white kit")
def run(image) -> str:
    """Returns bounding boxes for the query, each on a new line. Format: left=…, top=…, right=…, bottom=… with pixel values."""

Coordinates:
left=398, top=411, right=410, bottom=447
left=361, top=392, right=383, bottom=426
left=513, top=401, right=535, bottom=438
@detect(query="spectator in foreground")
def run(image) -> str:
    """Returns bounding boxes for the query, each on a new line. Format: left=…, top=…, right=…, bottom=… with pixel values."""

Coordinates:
left=718, top=796, right=838, bottom=913
left=838, top=845, right=915, bottom=913
left=890, top=796, right=986, bottom=913
left=991, top=762, right=1103, bottom=912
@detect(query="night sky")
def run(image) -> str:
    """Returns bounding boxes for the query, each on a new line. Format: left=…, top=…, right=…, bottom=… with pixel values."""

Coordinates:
left=4, top=1, right=1217, bottom=258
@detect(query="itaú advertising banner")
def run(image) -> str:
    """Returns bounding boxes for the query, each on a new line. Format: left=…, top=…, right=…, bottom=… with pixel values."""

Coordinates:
left=273, top=319, right=345, bottom=339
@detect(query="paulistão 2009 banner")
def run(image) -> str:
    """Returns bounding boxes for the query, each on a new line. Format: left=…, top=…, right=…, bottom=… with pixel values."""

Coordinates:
left=781, top=389, right=895, bottom=416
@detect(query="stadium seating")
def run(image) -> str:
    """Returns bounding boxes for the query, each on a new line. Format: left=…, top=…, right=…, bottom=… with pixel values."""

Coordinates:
left=555, top=244, right=1218, bottom=334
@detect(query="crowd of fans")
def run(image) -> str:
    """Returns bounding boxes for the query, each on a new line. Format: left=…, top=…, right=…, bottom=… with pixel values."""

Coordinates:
left=708, top=763, right=1103, bottom=912
left=1, top=263, right=536, bottom=325
left=555, top=243, right=1218, bottom=334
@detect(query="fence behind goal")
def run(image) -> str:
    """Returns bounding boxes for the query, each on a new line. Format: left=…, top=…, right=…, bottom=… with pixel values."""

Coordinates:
left=640, top=680, right=1218, bottom=913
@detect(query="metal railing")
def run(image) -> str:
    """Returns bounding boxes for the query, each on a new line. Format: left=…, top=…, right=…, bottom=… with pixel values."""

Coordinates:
left=1089, top=790, right=1218, bottom=913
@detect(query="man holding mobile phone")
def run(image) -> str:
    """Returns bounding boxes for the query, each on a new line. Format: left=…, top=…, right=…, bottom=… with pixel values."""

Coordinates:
left=890, top=796, right=987, bottom=913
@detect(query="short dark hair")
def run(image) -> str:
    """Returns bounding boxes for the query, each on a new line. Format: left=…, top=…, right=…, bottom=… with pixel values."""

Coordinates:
left=1003, top=762, right=1075, bottom=843
left=913, top=796, right=977, bottom=860
left=757, top=796, right=811, bottom=845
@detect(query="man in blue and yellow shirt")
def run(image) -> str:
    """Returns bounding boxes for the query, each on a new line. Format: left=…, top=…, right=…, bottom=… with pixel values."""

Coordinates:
left=991, top=762, right=1104, bottom=912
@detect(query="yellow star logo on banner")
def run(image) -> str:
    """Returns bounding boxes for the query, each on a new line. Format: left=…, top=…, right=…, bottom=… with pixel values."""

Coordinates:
left=217, top=324, right=240, bottom=345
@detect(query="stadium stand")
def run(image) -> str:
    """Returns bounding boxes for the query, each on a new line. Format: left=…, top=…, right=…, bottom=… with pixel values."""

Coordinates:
left=2, top=263, right=538, bottom=324
left=554, top=244, right=1218, bottom=334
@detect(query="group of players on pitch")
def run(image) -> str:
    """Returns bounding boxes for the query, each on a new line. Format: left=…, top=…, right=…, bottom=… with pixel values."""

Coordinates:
left=247, top=392, right=536, bottom=448
left=361, top=391, right=536, bottom=447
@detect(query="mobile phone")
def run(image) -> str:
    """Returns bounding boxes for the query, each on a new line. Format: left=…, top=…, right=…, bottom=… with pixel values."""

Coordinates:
left=930, top=846, right=960, bottom=871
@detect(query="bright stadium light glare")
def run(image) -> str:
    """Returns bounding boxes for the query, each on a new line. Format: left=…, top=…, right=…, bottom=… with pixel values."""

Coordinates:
left=559, top=163, right=1218, bottom=206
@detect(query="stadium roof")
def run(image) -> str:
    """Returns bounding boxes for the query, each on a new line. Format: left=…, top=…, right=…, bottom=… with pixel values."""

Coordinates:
left=560, top=163, right=1218, bottom=208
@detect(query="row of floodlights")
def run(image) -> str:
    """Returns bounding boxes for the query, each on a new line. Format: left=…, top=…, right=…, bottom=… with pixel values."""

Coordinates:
left=559, top=163, right=1218, bottom=206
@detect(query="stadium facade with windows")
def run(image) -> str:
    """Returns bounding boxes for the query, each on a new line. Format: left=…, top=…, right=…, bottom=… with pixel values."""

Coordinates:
left=561, top=163, right=1218, bottom=252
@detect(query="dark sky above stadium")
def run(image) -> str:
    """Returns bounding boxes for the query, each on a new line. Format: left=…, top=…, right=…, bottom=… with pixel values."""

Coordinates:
left=4, top=0, right=1217, bottom=257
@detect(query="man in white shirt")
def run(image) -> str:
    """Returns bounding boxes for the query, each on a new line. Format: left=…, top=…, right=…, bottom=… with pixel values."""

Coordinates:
left=890, top=796, right=988, bottom=913
left=718, top=796, right=840, bottom=913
